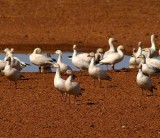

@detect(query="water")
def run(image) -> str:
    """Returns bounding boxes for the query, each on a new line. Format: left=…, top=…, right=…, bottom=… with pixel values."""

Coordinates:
left=0, top=53, right=131, bottom=72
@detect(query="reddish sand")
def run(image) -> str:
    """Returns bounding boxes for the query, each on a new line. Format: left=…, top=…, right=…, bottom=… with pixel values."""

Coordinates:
left=0, top=0, right=160, bottom=137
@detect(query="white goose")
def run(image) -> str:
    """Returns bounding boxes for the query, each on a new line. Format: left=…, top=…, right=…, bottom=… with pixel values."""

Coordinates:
left=65, top=70, right=84, bottom=104
left=100, top=45, right=125, bottom=70
left=71, top=45, right=90, bottom=75
left=72, top=44, right=92, bottom=63
left=139, top=54, right=160, bottom=76
left=55, top=50, right=72, bottom=74
left=142, top=34, right=158, bottom=57
left=129, top=42, right=143, bottom=67
left=95, top=48, right=104, bottom=63
left=29, top=48, right=56, bottom=72
left=88, top=52, right=111, bottom=87
left=103, top=38, right=117, bottom=58
left=136, top=67, right=157, bottom=95
left=4, top=48, right=30, bottom=70
left=3, top=56, right=23, bottom=89
left=137, top=50, right=160, bottom=70
left=52, top=63, right=67, bottom=101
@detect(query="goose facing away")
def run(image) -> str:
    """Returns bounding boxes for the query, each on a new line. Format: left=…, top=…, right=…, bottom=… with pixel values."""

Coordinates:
left=88, top=52, right=111, bottom=87
left=65, top=70, right=84, bottom=104
left=136, top=67, right=157, bottom=95
left=95, top=48, right=104, bottom=64
left=100, top=45, right=125, bottom=70
left=103, top=38, right=117, bottom=58
left=71, top=45, right=90, bottom=76
left=52, top=63, right=67, bottom=101
left=29, top=48, right=56, bottom=72
left=55, top=50, right=72, bottom=75
left=3, top=56, right=23, bottom=89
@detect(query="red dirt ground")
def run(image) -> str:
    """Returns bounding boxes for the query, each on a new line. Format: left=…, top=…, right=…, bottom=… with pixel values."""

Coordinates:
left=0, top=0, right=160, bottom=137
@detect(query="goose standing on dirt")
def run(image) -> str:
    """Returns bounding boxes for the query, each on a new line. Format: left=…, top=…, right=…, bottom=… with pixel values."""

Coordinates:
left=88, top=52, right=111, bottom=87
left=71, top=45, right=90, bottom=75
left=3, top=56, right=23, bottom=89
left=142, top=34, right=158, bottom=57
left=52, top=63, right=67, bottom=101
left=55, top=50, right=72, bottom=74
left=65, top=70, right=84, bottom=104
left=103, top=38, right=117, bottom=58
left=136, top=66, right=157, bottom=95
left=29, top=48, right=56, bottom=72
left=100, top=45, right=125, bottom=70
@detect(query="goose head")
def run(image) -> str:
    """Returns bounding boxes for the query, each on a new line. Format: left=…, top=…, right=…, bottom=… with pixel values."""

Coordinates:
left=55, top=50, right=62, bottom=55
left=4, top=48, right=10, bottom=53
left=52, top=63, right=60, bottom=68
left=73, top=44, right=77, bottom=50
left=87, top=52, right=95, bottom=57
left=117, top=45, right=125, bottom=51
left=33, top=48, right=41, bottom=54
left=65, top=69, right=77, bottom=79
left=96, top=48, right=103, bottom=54
left=109, top=38, right=117, bottom=43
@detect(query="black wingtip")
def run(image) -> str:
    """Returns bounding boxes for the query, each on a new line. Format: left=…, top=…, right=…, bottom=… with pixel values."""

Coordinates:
left=68, top=56, right=72, bottom=59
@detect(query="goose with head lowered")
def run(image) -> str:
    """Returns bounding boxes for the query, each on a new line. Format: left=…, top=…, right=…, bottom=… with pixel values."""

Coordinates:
left=29, top=48, right=56, bottom=72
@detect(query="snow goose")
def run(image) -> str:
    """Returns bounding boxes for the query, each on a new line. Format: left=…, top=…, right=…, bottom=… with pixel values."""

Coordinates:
left=100, top=45, right=125, bottom=70
left=138, top=54, right=160, bottom=76
left=65, top=70, right=84, bottom=104
left=103, top=38, right=117, bottom=58
left=88, top=52, right=111, bottom=87
left=95, top=48, right=104, bottom=64
left=55, top=50, right=72, bottom=74
left=71, top=45, right=90, bottom=75
left=129, top=42, right=143, bottom=67
left=72, top=44, right=92, bottom=63
left=4, top=48, right=30, bottom=71
left=142, top=34, right=158, bottom=57
left=137, top=50, right=160, bottom=70
left=3, top=56, right=23, bottom=89
left=136, top=66, right=157, bottom=95
left=29, top=48, right=56, bottom=72
left=52, top=63, right=67, bottom=101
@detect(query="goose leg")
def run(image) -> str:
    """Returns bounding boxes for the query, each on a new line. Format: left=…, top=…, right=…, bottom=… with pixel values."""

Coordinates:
left=74, top=96, right=77, bottom=105
left=69, top=94, right=71, bottom=104
left=93, top=79, right=95, bottom=86
left=15, top=82, right=17, bottom=89
left=141, top=89, right=143, bottom=95
left=61, top=93, right=64, bottom=101
left=80, top=70, right=82, bottom=76
left=64, top=93, right=67, bottom=102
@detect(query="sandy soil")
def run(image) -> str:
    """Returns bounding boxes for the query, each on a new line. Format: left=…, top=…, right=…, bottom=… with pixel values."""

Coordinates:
left=0, top=69, right=160, bottom=137
left=0, top=0, right=160, bottom=137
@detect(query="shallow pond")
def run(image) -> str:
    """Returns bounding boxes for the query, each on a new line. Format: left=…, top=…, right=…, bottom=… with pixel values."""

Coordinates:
left=0, top=53, right=131, bottom=72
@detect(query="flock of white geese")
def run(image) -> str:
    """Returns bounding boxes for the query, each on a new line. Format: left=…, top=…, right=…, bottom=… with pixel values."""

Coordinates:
left=0, top=34, right=159, bottom=104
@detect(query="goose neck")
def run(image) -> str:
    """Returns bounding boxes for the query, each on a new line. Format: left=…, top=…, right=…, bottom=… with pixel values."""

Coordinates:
left=109, top=40, right=116, bottom=51
left=57, top=54, right=62, bottom=62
